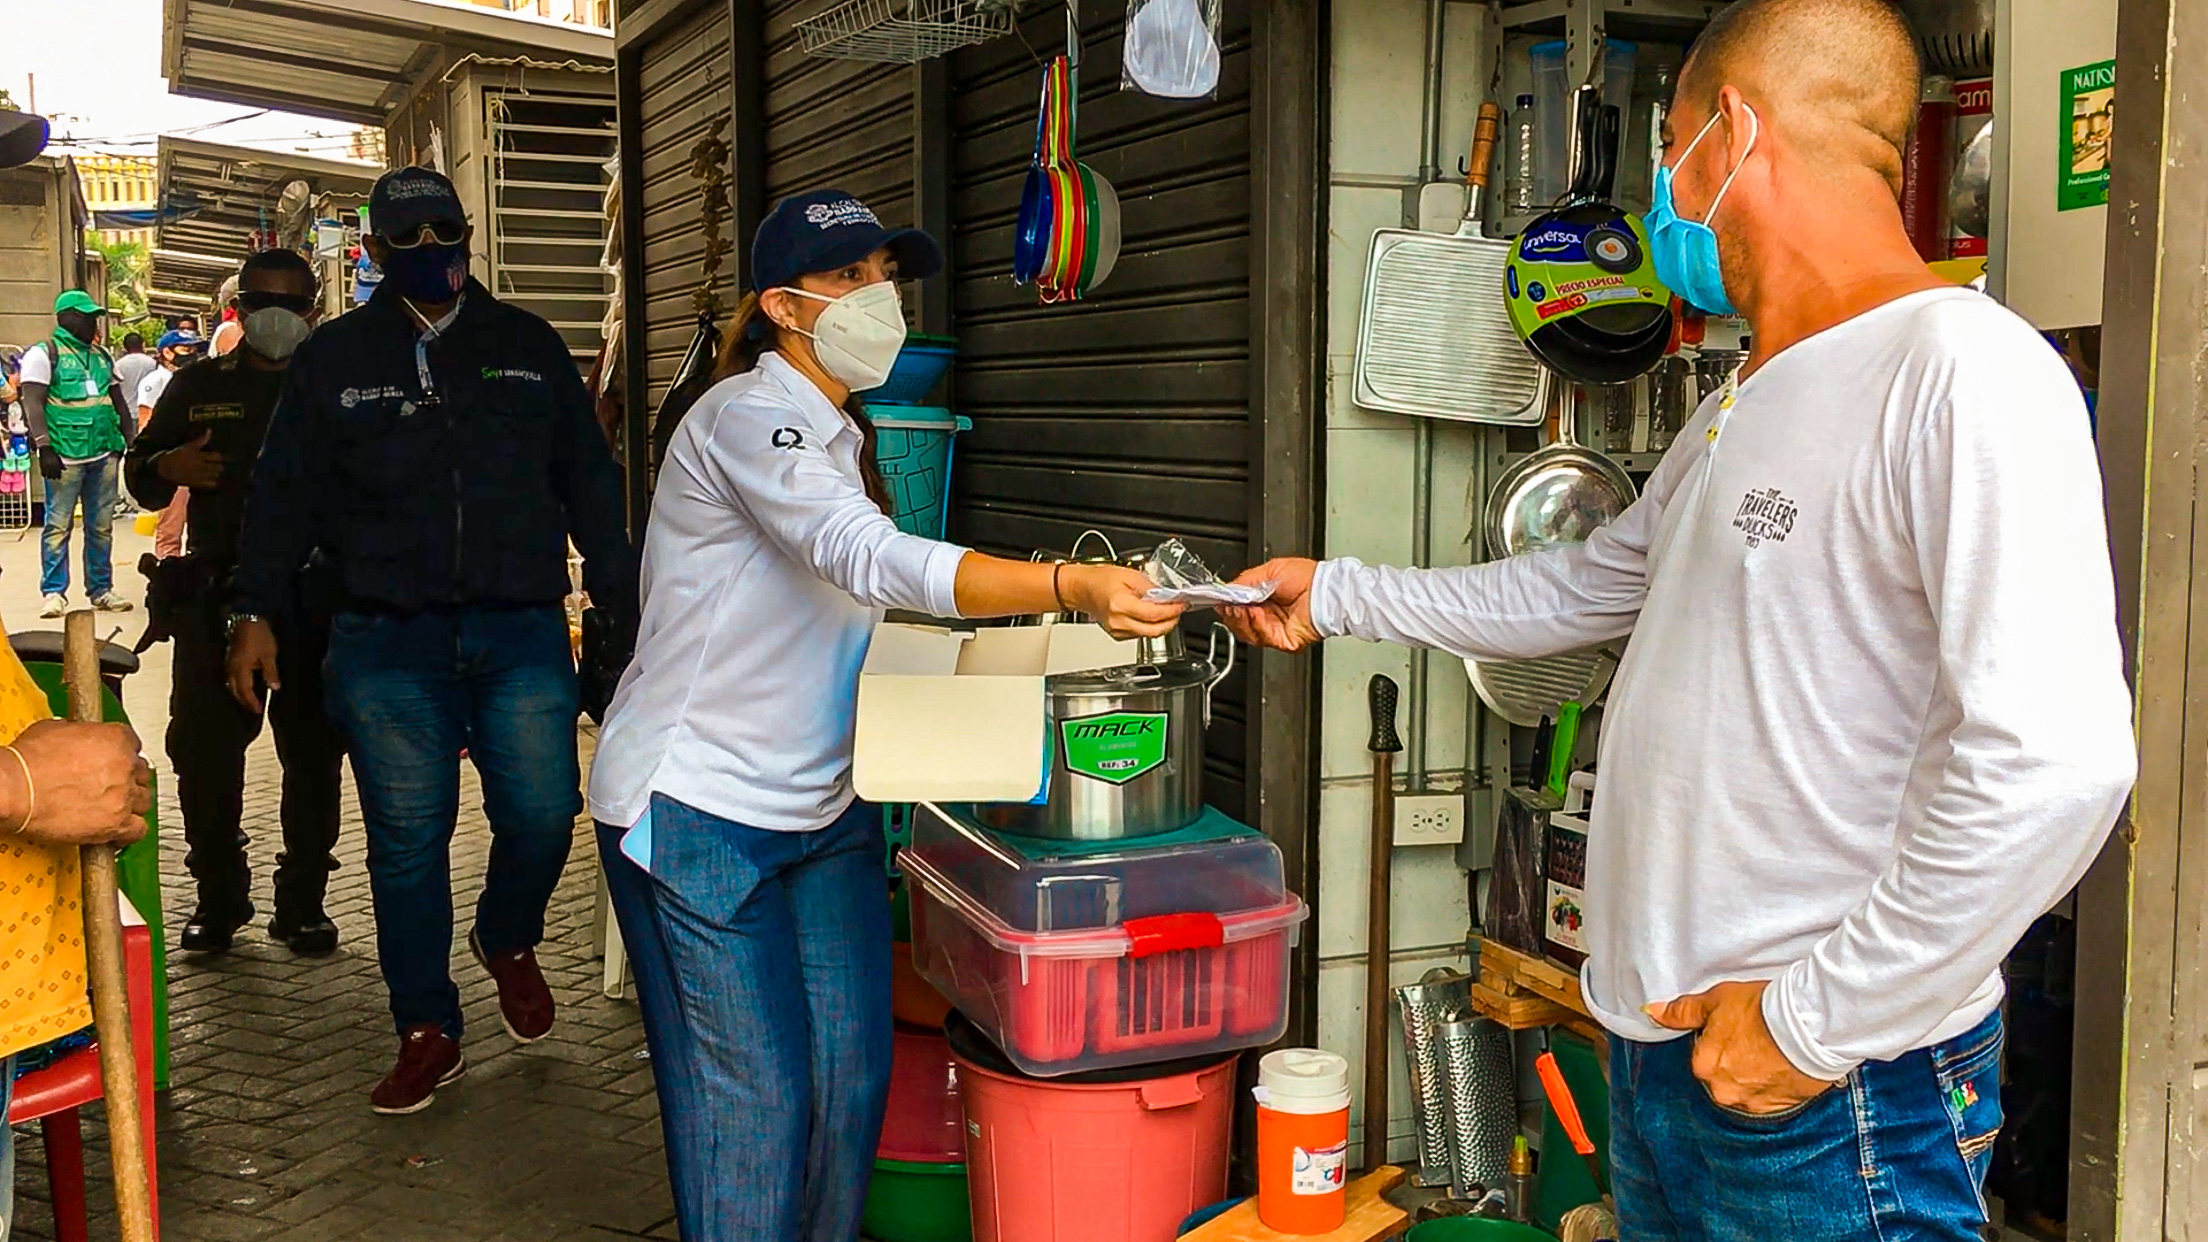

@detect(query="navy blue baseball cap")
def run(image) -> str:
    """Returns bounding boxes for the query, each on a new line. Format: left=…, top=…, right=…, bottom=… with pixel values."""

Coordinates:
left=751, top=189, right=942, bottom=292
left=368, top=166, right=467, bottom=240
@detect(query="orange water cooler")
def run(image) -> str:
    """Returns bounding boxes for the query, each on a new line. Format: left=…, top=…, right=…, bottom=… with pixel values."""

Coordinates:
left=1255, top=1048, right=1354, bottom=1233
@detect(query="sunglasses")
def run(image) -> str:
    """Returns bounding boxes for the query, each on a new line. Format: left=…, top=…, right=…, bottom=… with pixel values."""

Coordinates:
left=236, top=290, right=317, bottom=315
left=381, top=221, right=467, bottom=249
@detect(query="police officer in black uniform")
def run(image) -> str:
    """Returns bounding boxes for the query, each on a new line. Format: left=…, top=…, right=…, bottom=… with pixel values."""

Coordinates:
left=126, top=249, right=344, bottom=955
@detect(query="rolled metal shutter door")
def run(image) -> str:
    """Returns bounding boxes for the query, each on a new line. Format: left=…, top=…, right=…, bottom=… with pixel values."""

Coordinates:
left=946, top=5, right=1254, bottom=819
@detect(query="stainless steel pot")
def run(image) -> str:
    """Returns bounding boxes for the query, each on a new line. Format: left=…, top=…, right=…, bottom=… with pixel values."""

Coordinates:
left=977, top=627, right=1235, bottom=841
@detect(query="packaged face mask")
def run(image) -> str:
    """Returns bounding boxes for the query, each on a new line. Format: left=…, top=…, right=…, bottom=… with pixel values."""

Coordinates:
left=1122, top=0, right=1221, bottom=100
left=1136, top=537, right=1276, bottom=607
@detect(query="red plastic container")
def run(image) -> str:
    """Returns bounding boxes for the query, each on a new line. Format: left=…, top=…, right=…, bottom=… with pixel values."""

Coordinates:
left=950, top=1015, right=1235, bottom=1242
left=904, top=849, right=1305, bottom=1077
left=879, top=1023, right=965, bottom=1164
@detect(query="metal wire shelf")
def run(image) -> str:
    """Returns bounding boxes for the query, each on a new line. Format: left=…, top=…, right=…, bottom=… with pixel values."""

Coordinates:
left=797, top=0, right=1018, bottom=63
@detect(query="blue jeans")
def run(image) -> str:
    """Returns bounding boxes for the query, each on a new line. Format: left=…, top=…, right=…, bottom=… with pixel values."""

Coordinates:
left=594, top=823, right=700, bottom=1225
left=39, top=456, right=118, bottom=597
left=1610, top=1010, right=2004, bottom=1241
left=622, top=794, right=892, bottom=1242
left=324, top=606, right=580, bottom=1037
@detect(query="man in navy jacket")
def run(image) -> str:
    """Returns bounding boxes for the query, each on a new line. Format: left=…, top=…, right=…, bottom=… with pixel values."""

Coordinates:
left=229, top=167, right=635, bottom=1115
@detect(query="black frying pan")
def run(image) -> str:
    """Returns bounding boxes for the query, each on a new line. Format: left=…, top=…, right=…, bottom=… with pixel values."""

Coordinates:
left=1516, top=90, right=1674, bottom=385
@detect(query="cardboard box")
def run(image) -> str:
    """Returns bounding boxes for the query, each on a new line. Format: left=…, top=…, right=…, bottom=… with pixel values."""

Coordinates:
left=853, top=622, right=1135, bottom=805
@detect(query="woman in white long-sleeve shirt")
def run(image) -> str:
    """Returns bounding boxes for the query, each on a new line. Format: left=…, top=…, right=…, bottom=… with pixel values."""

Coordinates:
left=588, top=190, right=1180, bottom=1242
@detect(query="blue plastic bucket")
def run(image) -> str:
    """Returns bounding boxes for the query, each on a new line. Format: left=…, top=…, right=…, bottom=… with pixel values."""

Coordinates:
left=868, top=335, right=960, bottom=405
left=869, top=406, right=971, bottom=540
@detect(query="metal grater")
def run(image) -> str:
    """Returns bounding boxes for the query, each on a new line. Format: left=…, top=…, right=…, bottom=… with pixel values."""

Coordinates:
left=1437, top=1015, right=1517, bottom=1198
left=1398, top=974, right=1474, bottom=1188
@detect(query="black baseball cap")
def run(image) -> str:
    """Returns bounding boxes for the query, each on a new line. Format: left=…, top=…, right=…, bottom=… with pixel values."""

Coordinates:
left=751, top=189, right=942, bottom=292
left=368, top=166, right=466, bottom=239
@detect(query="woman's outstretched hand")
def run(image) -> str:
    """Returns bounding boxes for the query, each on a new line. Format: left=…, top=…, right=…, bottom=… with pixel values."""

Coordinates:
left=1060, top=564, right=1185, bottom=639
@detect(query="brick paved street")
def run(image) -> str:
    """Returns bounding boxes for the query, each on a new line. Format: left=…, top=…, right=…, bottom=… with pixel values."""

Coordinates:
left=4, top=524, right=678, bottom=1240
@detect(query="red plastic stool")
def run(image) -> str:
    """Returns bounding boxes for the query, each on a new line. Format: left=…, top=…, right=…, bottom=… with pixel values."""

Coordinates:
left=7, top=892, right=162, bottom=1242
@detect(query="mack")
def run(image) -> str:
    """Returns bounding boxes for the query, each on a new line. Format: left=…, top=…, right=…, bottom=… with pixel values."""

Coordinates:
left=1069, top=718, right=1162, bottom=740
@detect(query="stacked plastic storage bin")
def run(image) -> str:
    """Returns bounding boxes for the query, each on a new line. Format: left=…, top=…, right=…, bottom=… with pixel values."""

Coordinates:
left=865, top=329, right=969, bottom=1238
left=869, top=842, right=971, bottom=1242
left=899, top=803, right=1308, bottom=1242
left=865, top=335, right=967, bottom=541
left=863, top=337, right=975, bottom=1240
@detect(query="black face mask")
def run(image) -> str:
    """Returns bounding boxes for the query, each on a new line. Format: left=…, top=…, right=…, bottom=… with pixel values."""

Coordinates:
left=56, top=311, right=100, bottom=345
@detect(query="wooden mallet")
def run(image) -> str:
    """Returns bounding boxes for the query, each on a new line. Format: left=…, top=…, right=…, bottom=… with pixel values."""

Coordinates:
left=64, top=609, right=157, bottom=1242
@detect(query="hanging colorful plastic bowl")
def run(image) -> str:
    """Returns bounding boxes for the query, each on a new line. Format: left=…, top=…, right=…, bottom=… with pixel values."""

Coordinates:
left=1015, top=166, right=1050, bottom=286
left=1075, top=163, right=1123, bottom=294
left=1013, top=76, right=1052, bottom=285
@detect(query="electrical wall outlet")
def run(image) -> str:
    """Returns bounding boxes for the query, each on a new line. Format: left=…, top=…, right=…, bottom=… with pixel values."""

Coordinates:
left=1394, top=792, right=1464, bottom=847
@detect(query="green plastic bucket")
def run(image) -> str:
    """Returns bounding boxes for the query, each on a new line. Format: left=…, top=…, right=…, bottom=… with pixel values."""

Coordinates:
left=869, top=406, right=971, bottom=540
left=1532, top=1029, right=1610, bottom=1230
left=863, top=1159, right=972, bottom=1242
left=1406, top=1219, right=1559, bottom=1242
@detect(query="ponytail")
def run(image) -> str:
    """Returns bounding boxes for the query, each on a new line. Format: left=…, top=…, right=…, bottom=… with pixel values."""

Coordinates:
left=715, top=290, right=894, bottom=517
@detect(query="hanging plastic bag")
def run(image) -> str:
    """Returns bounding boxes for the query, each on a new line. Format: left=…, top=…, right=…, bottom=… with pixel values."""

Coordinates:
left=1122, top=0, right=1221, bottom=100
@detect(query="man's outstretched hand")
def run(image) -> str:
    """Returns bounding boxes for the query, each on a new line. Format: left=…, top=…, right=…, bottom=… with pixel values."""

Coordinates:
left=1220, top=557, right=1323, bottom=652
left=1647, top=979, right=1837, bottom=1116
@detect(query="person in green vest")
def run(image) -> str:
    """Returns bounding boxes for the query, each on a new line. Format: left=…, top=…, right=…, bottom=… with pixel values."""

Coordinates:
left=17, top=290, right=137, bottom=619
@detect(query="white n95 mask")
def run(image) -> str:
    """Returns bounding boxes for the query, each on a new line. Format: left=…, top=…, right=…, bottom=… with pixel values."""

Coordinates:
left=1124, top=0, right=1221, bottom=99
left=242, top=307, right=313, bottom=361
left=778, top=281, right=906, bottom=392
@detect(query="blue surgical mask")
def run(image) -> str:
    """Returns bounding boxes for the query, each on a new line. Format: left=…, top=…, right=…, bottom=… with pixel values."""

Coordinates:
left=1646, top=104, right=1759, bottom=316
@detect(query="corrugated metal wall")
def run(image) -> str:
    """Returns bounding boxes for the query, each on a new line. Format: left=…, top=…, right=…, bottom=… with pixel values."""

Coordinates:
left=633, top=2, right=733, bottom=415
left=763, top=2, right=914, bottom=226
left=945, top=4, right=1255, bottom=819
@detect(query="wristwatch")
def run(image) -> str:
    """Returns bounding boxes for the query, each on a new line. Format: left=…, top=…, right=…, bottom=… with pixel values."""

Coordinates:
left=224, top=613, right=267, bottom=639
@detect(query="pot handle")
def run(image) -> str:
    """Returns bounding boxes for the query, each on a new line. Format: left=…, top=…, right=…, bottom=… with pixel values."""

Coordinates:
left=1139, top=1072, right=1210, bottom=1112
left=1204, top=623, right=1237, bottom=728
left=1069, top=528, right=1118, bottom=562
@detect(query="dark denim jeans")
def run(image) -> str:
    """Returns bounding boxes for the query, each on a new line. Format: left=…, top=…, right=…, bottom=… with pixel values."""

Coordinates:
left=324, top=605, right=580, bottom=1037
left=1610, top=1010, right=2005, bottom=1241
left=608, top=794, right=892, bottom=1242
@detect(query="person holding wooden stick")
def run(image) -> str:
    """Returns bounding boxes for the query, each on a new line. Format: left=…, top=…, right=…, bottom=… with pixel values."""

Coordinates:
left=0, top=651, right=154, bottom=1240
left=0, top=102, right=158, bottom=1242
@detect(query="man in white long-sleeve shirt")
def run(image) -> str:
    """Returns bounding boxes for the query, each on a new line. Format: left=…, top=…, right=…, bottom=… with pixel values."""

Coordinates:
left=1226, top=0, right=2136, bottom=1235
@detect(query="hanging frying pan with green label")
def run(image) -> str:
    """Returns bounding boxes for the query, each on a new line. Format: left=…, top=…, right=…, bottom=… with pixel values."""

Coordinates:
left=1506, top=88, right=1674, bottom=385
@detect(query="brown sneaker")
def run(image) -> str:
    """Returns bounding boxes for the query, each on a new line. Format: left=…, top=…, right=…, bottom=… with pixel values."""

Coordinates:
left=470, top=928, right=555, bottom=1044
left=370, top=1024, right=465, bottom=1115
